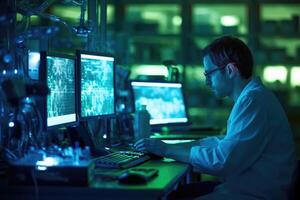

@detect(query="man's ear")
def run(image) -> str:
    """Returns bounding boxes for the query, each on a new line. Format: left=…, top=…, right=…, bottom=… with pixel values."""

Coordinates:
left=226, top=63, right=238, bottom=79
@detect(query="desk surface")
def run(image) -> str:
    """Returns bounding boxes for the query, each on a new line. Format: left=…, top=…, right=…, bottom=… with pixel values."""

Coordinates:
left=150, top=128, right=222, bottom=140
left=151, top=132, right=220, bottom=140
left=0, top=159, right=190, bottom=200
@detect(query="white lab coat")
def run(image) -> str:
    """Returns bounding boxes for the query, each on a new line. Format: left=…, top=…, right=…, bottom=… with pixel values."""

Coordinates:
left=190, top=78, right=297, bottom=200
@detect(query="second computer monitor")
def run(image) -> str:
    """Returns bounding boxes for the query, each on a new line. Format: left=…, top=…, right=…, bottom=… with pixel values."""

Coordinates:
left=131, top=81, right=189, bottom=126
left=76, top=50, right=115, bottom=119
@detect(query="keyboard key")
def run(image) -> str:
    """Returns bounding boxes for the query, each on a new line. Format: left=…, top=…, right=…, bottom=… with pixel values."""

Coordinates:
left=93, top=151, right=151, bottom=169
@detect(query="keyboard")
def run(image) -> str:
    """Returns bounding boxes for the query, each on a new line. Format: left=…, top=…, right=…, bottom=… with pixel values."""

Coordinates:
left=93, top=151, right=151, bottom=169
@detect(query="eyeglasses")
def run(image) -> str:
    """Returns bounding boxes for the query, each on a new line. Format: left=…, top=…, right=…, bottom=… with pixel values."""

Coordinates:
left=204, top=65, right=226, bottom=78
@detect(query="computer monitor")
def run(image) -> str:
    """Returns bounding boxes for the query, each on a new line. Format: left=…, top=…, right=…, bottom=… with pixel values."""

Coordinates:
left=28, top=51, right=41, bottom=80
left=130, top=81, right=189, bottom=126
left=76, top=50, right=115, bottom=119
left=40, top=52, right=77, bottom=129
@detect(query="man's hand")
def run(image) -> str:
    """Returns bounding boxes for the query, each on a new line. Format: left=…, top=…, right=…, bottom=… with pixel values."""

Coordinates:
left=134, top=138, right=167, bottom=157
left=134, top=138, right=196, bottom=163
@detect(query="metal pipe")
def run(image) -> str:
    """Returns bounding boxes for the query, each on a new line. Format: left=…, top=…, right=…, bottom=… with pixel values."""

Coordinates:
left=0, top=0, right=16, bottom=70
left=99, top=0, right=107, bottom=52
left=88, top=0, right=99, bottom=51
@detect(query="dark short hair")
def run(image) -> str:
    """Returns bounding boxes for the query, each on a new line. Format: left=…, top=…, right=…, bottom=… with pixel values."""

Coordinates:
left=202, top=36, right=253, bottom=79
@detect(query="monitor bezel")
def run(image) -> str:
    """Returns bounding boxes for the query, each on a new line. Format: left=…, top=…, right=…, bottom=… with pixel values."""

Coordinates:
left=40, top=51, right=79, bottom=130
left=76, top=50, right=116, bottom=121
left=130, top=80, right=190, bottom=127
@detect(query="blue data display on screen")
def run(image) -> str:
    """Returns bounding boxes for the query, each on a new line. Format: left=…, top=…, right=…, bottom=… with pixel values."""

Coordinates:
left=47, top=56, right=76, bottom=127
left=131, top=82, right=188, bottom=125
left=80, top=54, right=115, bottom=117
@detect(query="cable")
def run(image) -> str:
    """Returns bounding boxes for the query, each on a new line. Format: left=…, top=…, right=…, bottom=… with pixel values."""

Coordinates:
left=73, top=0, right=91, bottom=37
left=34, top=0, right=58, bottom=13
left=19, top=111, right=29, bottom=152
left=16, top=0, right=91, bottom=37
left=17, top=5, right=73, bottom=36
left=31, top=100, right=44, bottom=146
left=20, top=99, right=44, bottom=149
left=31, top=169, right=39, bottom=200
left=32, top=13, right=73, bottom=35
left=3, top=148, right=18, bottom=160
left=70, top=0, right=84, bottom=6
left=79, top=0, right=86, bottom=26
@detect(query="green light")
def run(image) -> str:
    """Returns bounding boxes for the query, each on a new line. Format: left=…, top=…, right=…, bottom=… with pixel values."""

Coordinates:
left=30, top=15, right=40, bottom=24
left=172, top=16, right=182, bottom=26
left=186, top=66, right=206, bottom=83
left=17, top=13, right=40, bottom=23
left=107, top=5, right=114, bottom=23
left=194, top=8, right=210, bottom=15
left=16, top=13, right=23, bottom=21
left=162, top=139, right=195, bottom=144
left=220, top=15, right=239, bottom=27
left=51, top=6, right=82, bottom=20
left=141, top=11, right=164, bottom=21
left=131, top=65, right=168, bottom=78
left=263, top=66, right=288, bottom=84
left=291, top=67, right=300, bottom=87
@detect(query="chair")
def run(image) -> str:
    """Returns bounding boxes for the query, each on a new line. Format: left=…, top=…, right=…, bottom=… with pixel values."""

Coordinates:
left=290, top=160, right=300, bottom=200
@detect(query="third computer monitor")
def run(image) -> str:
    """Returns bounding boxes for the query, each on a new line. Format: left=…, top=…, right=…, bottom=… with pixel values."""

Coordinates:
left=131, top=81, right=189, bottom=126
left=76, top=50, right=115, bottom=119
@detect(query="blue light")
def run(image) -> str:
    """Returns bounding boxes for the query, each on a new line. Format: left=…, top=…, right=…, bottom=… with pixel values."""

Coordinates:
left=36, top=157, right=59, bottom=167
left=8, top=122, right=15, bottom=127
left=36, top=166, right=47, bottom=171
left=3, top=54, right=12, bottom=63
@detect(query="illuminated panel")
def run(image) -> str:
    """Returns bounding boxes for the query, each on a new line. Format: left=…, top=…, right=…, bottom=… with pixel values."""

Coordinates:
left=28, top=52, right=41, bottom=80
left=46, top=55, right=76, bottom=127
left=131, top=65, right=168, bottom=78
left=220, top=15, right=240, bottom=26
left=131, top=81, right=188, bottom=125
left=291, top=67, right=300, bottom=87
left=80, top=53, right=115, bottom=118
left=263, top=66, right=288, bottom=84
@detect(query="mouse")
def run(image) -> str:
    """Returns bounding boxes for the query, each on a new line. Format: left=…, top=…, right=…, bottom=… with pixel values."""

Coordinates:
left=148, top=153, right=163, bottom=160
left=118, top=171, right=148, bottom=184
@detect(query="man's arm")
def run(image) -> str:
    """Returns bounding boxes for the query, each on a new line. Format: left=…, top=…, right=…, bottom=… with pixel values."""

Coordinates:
left=134, top=139, right=199, bottom=163
left=189, top=95, right=270, bottom=176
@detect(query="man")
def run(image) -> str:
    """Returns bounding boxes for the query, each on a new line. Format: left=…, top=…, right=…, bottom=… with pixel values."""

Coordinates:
left=134, top=36, right=297, bottom=200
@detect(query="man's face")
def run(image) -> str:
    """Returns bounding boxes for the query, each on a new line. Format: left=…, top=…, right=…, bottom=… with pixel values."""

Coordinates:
left=203, top=55, right=231, bottom=98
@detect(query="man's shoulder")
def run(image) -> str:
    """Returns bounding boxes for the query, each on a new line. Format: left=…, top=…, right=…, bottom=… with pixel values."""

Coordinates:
left=239, top=81, right=283, bottom=115
left=241, top=80, right=270, bottom=103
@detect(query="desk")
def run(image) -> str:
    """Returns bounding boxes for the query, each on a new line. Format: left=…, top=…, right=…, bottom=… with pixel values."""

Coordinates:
left=0, top=159, right=191, bottom=200
left=151, top=129, right=222, bottom=140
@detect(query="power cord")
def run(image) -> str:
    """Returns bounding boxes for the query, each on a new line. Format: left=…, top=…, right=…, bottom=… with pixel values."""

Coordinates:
left=31, top=169, right=39, bottom=200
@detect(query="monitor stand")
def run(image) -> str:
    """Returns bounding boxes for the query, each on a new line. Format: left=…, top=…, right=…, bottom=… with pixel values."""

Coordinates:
left=67, top=120, right=110, bottom=157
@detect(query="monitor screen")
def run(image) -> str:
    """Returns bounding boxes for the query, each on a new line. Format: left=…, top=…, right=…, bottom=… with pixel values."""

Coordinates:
left=28, top=52, right=41, bottom=80
left=77, top=51, right=115, bottom=119
left=44, top=53, right=77, bottom=128
left=131, top=81, right=188, bottom=126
